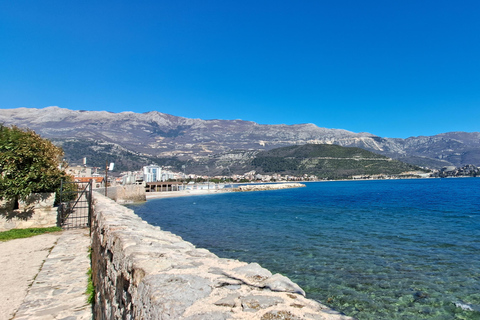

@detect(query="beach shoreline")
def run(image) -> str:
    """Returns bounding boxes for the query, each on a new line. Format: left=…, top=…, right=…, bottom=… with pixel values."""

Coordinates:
left=145, top=188, right=232, bottom=200
left=143, top=178, right=453, bottom=201
left=145, top=182, right=306, bottom=200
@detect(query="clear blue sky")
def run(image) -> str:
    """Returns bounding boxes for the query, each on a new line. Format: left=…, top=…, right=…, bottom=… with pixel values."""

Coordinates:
left=1, top=1, right=479, bottom=138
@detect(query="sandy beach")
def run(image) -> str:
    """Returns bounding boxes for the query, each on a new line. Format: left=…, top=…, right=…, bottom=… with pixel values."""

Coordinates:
left=145, top=188, right=232, bottom=200
left=145, top=183, right=306, bottom=200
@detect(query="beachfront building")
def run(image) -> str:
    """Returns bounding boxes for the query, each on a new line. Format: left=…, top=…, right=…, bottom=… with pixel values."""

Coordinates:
left=121, top=171, right=143, bottom=185
left=143, top=165, right=161, bottom=182
left=145, top=181, right=183, bottom=192
left=159, top=170, right=175, bottom=181
left=141, top=165, right=182, bottom=183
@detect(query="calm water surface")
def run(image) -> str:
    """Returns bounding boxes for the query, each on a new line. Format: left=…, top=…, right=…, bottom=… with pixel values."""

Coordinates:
left=128, top=178, right=480, bottom=320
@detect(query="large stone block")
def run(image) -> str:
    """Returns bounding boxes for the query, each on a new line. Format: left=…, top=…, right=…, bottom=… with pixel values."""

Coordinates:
left=0, top=193, right=56, bottom=231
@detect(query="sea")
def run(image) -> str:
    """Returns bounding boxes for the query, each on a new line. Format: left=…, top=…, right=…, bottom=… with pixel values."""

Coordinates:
left=127, top=178, right=480, bottom=320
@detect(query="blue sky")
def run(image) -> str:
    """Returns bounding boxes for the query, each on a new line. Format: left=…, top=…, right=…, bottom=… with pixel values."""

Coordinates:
left=1, top=1, right=479, bottom=138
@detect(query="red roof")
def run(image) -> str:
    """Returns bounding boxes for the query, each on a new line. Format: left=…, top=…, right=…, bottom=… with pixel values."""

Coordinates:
left=74, top=177, right=104, bottom=183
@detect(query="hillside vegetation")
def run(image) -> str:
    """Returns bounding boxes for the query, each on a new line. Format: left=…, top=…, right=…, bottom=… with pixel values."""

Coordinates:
left=252, top=144, right=425, bottom=179
left=60, top=140, right=426, bottom=180
left=58, top=139, right=183, bottom=172
left=2, top=107, right=479, bottom=168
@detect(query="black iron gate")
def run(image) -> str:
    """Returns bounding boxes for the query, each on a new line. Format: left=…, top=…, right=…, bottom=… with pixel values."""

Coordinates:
left=58, top=180, right=92, bottom=229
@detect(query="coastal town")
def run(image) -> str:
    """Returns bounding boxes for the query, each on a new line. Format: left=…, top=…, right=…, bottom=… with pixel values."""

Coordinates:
left=65, top=161, right=478, bottom=195
left=66, top=162, right=318, bottom=190
left=2, top=1, right=480, bottom=318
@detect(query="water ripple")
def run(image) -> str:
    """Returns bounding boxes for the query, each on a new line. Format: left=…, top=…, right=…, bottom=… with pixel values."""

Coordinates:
left=129, top=178, right=480, bottom=320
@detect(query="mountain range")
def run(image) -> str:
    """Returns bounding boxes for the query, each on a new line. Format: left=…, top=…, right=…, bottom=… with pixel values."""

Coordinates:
left=0, top=107, right=479, bottom=172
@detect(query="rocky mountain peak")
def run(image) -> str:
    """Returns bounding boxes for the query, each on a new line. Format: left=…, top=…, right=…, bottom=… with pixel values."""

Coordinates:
left=0, top=107, right=479, bottom=168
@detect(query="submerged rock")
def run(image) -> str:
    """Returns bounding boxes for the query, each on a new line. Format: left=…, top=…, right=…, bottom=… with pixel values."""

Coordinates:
left=264, top=274, right=306, bottom=296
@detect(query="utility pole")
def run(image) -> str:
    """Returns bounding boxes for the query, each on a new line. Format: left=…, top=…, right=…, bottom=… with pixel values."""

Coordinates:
left=105, top=160, right=108, bottom=196
left=105, top=161, right=114, bottom=197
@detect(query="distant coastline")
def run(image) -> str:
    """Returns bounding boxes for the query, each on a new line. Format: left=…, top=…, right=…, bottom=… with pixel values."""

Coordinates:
left=144, top=176, right=479, bottom=201
left=145, top=182, right=305, bottom=200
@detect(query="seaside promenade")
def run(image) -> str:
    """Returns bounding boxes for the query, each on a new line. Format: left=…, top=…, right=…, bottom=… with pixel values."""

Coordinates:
left=0, top=184, right=299, bottom=320
left=0, top=229, right=92, bottom=320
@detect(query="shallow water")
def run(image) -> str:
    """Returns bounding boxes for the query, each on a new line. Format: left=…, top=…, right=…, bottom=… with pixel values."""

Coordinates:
left=128, top=178, right=480, bottom=319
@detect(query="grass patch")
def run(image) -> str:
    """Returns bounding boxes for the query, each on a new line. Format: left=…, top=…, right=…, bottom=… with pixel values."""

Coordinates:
left=86, top=268, right=95, bottom=305
left=0, top=227, right=62, bottom=241
left=86, top=247, right=95, bottom=305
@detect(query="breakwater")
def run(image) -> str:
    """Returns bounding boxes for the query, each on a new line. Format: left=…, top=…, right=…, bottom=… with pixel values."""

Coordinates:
left=232, top=183, right=305, bottom=192
left=94, top=185, right=146, bottom=203
left=91, top=192, right=352, bottom=319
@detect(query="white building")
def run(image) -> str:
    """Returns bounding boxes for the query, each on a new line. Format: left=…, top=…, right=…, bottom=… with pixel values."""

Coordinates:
left=143, top=165, right=162, bottom=182
left=67, top=166, right=92, bottom=177
left=121, top=171, right=143, bottom=185
left=160, top=170, right=175, bottom=181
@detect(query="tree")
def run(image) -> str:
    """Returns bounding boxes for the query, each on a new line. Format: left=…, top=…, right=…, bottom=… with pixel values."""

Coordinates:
left=0, top=125, right=67, bottom=210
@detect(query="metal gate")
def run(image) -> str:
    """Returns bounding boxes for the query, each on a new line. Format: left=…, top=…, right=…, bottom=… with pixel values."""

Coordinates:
left=58, top=180, right=92, bottom=229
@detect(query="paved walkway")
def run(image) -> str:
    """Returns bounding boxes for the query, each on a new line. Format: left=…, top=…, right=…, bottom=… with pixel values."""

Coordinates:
left=0, top=229, right=93, bottom=320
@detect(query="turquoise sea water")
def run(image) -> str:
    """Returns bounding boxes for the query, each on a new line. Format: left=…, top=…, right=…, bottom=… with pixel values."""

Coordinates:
left=128, top=178, right=480, bottom=319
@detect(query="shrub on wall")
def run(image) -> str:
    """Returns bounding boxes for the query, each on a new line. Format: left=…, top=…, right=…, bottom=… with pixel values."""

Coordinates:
left=0, top=125, right=68, bottom=214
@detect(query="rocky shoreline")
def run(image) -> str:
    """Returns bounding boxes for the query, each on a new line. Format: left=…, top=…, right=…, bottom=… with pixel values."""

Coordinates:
left=232, top=183, right=306, bottom=192
left=93, top=193, right=353, bottom=319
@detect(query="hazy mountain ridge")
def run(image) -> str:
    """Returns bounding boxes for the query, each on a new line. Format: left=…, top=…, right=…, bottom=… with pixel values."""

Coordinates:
left=1, top=107, right=479, bottom=169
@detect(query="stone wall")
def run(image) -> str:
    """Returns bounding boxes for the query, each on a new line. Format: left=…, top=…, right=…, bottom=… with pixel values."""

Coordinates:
left=0, top=193, right=57, bottom=231
left=91, top=193, right=353, bottom=320
left=94, top=185, right=146, bottom=203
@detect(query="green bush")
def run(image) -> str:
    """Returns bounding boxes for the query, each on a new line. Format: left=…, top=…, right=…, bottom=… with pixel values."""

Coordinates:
left=0, top=125, right=69, bottom=212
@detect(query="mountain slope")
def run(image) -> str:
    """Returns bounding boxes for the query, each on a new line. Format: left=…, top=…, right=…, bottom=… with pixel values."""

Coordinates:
left=251, top=144, right=424, bottom=179
left=0, top=107, right=478, bottom=169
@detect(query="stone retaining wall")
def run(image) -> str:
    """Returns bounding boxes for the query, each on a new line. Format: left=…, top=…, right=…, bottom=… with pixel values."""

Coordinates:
left=94, top=185, right=146, bottom=203
left=0, top=193, right=57, bottom=231
left=91, top=193, right=353, bottom=320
